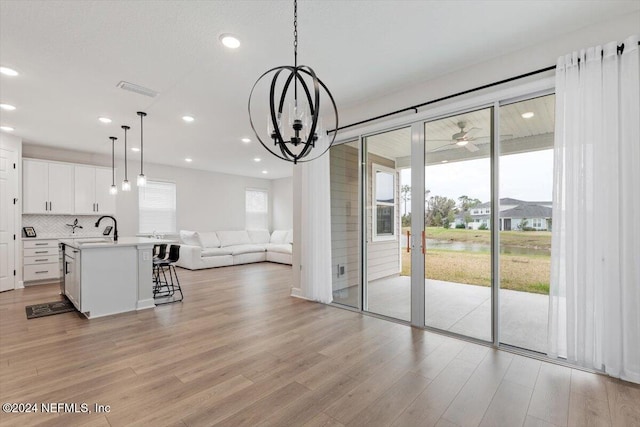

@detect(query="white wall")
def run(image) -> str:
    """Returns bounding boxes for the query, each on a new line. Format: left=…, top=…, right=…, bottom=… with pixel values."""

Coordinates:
left=338, top=11, right=640, bottom=130
left=22, top=144, right=274, bottom=236
left=271, top=177, right=293, bottom=230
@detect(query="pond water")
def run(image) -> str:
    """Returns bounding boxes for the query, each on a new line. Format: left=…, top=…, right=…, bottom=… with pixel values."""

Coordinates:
left=400, top=234, right=549, bottom=256
left=426, top=239, right=550, bottom=256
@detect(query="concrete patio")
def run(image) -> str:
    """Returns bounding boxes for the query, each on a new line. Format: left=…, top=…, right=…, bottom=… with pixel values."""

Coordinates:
left=334, top=276, right=549, bottom=353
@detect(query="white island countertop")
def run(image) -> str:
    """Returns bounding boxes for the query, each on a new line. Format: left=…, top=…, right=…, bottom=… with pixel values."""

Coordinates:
left=59, top=237, right=174, bottom=249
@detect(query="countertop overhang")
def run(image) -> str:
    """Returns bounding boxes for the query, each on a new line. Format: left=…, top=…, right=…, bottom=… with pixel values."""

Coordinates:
left=59, top=237, right=174, bottom=249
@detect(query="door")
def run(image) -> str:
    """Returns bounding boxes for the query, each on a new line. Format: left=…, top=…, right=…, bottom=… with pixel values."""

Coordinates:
left=364, top=127, right=412, bottom=321
left=23, top=159, right=48, bottom=213
left=504, top=218, right=511, bottom=231
left=424, top=107, right=493, bottom=342
left=64, top=251, right=80, bottom=310
left=0, top=147, right=17, bottom=292
left=47, top=163, right=74, bottom=214
left=74, top=165, right=97, bottom=214
left=94, top=167, right=116, bottom=214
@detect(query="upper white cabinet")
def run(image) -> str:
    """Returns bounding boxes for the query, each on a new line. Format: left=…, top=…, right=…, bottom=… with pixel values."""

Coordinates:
left=74, top=165, right=116, bottom=215
left=23, top=159, right=74, bottom=214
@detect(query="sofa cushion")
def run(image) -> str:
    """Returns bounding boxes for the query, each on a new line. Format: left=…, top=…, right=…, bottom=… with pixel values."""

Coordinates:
left=270, top=230, right=288, bottom=244
left=248, top=229, right=271, bottom=244
left=225, top=244, right=266, bottom=255
left=217, top=230, right=251, bottom=247
left=201, top=247, right=233, bottom=257
left=265, top=243, right=292, bottom=254
left=198, top=231, right=220, bottom=248
left=285, top=230, right=293, bottom=244
left=180, top=230, right=201, bottom=247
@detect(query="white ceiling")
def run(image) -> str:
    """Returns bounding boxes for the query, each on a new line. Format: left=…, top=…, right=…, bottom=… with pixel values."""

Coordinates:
left=0, top=1, right=637, bottom=179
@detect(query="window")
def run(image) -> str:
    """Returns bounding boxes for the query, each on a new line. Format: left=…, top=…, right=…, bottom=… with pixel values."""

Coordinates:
left=372, top=164, right=396, bottom=240
left=533, top=218, right=543, bottom=229
left=138, top=180, right=176, bottom=234
left=246, top=188, right=269, bottom=229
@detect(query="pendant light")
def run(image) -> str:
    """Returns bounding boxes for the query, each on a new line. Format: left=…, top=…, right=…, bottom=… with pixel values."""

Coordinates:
left=248, top=0, right=338, bottom=164
left=136, top=111, right=147, bottom=186
left=109, top=136, right=118, bottom=195
left=121, top=125, right=131, bottom=191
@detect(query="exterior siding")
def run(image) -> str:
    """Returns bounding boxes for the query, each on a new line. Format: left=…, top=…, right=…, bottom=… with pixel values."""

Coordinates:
left=366, top=153, right=400, bottom=281
left=330, top=144, right=360, bottom=292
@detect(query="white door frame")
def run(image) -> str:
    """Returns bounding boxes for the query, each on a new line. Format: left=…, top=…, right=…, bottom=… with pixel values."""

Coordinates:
left=0, top=132, right=22, bottom=291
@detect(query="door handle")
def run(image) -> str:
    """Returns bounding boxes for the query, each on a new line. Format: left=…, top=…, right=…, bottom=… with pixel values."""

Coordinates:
left=406, top=230, right=411, bottom=253
left=422, top=231, right=426, bottom=255
left=96, top=203, right=99, bottom=212
left=65, top=262, right=70, bottom=274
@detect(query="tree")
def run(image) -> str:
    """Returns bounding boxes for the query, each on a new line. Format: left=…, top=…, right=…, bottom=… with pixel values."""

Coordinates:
left=458, top=195, right=481, bottom=211
left=426, top=195, right=457, bottom=227
left=400, top=185, right=411, bottom=216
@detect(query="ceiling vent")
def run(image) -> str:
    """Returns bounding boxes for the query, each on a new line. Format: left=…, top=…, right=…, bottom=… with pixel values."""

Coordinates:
left=116, top=81, right=159, bottom=98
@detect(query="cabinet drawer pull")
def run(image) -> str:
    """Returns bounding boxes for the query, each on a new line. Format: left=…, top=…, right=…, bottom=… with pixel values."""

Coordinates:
left=35, top=251, right=48, bottom=254
left=96, top=203, right=99, bottom=211
left=35, top=259, right=48, bottom=262
left=35, top=271, right=49, bottom=274
left=35, top=243, right=48, bottom=246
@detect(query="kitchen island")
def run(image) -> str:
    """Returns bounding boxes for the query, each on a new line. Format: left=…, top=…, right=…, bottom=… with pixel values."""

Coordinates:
left=59, top=237, right=172, bottom=319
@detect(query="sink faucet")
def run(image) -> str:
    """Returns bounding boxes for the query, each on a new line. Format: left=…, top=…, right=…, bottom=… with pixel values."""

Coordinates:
left=95, top=216, right=118, bottom=242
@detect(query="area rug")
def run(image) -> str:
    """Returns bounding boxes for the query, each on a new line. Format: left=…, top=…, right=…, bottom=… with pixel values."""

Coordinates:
left=25, top=300, right=76, bottom=319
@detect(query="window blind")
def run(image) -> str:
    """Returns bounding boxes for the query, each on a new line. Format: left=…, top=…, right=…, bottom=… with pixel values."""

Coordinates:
left=139, top=180, right=177, bottom=234
left=246, top=188, right=268, bottom=229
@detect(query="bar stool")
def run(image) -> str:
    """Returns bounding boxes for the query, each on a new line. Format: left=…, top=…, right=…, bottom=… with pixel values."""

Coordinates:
left=153, top=244, right=183, bottom=304
left=152, top=244, right=168, bottom=291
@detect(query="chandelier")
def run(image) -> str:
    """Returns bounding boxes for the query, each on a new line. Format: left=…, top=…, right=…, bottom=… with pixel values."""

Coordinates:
left=248, top=0, right=338, bottom=164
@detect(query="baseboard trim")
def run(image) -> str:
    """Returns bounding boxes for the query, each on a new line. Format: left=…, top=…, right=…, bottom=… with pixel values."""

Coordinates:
left=290, top=287, right=311, bottom=300
left=137, top=298, right=156, bottom=311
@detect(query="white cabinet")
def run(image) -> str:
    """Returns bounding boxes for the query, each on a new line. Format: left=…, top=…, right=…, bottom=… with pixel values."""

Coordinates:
left=64, top=249, right=81, bottom=310
left=74, top=166, right=116, bottom=215
left=23, top=239, right=60, bottom=282
left=23, top=159, right=74, bottom=214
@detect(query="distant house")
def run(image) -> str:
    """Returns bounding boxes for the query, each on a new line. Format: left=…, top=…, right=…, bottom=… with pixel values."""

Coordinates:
left=455, top=198, right=552, bottom=231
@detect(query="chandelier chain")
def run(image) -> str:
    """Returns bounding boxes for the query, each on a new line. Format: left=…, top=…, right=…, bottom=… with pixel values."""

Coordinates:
left=293, top=0, right=297, bottom=68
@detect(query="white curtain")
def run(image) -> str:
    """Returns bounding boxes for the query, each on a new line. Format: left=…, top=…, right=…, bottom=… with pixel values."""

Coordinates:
left=299, top=154, right=333, bottom=303
left=549, top=35, right=639, bottom=384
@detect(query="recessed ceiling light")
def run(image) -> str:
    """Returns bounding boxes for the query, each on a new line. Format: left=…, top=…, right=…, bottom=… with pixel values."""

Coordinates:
left=98, top=117, right=112, bottom=124
left=261, top=170, right=268, bottom=174
left=185, top=158, right=193, bottom=162
left=0, top=126, right=14, bottom=132
left=131, top=147, right=140, bottom=152
left=219, top=34, right=241, bottom=49
left=253, top=157, right=261, bottom=162
left=441, top=160, right=448, bottom=163
left=521, top=112, right=535, bottom=119
left=0, top=67, right=19, bottom=77
left=0, top=104, right=16, bottom=111
left=182, top=115, right=195, bottom=123
left=241, top=137, right=251, bottom=143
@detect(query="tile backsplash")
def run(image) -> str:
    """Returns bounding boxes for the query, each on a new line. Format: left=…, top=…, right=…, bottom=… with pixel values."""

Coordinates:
left=22, top=215, right=109, bottom=239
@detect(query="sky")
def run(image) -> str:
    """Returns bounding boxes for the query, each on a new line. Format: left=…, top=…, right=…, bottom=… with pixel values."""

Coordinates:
left=400, top=149, right=553, bottom=213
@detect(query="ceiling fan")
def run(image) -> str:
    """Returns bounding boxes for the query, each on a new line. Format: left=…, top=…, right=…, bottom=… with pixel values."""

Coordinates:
left=430, top=121, right=481, bottom=153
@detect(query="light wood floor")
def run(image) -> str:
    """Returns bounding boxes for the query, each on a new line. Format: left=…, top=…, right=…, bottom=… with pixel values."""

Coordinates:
left=1, top=263, right=639, bottom=427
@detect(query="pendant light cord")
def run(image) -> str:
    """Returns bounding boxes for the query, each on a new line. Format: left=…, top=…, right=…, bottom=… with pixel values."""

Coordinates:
left=123, top=127, right=128, bottom=180
left=293, top=0, right=298, bottom=101
left=140, top=114, right=144, bottom=175
left=111, top=138, right=115, bottom=185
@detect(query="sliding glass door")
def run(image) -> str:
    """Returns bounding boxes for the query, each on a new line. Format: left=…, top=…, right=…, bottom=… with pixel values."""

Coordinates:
left=328, top=90, right=555, bottom=353
left=364, top=127, right=412, bottom=321
left=423, top=107, right=493, bottom=342
left=498, top=94, right=555, bottom=352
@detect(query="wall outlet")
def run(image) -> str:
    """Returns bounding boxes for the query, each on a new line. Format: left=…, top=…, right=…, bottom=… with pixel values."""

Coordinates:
left=337, top=264, right=345, bottom=277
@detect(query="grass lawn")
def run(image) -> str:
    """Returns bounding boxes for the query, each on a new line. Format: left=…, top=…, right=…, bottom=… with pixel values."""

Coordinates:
left=401, top=250, right=550, bottom=294
left=403, top=227, right=552, bottom=250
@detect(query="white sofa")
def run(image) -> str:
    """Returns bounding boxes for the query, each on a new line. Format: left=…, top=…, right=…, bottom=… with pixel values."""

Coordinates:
left=175, top=229, right=293, bottom=270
